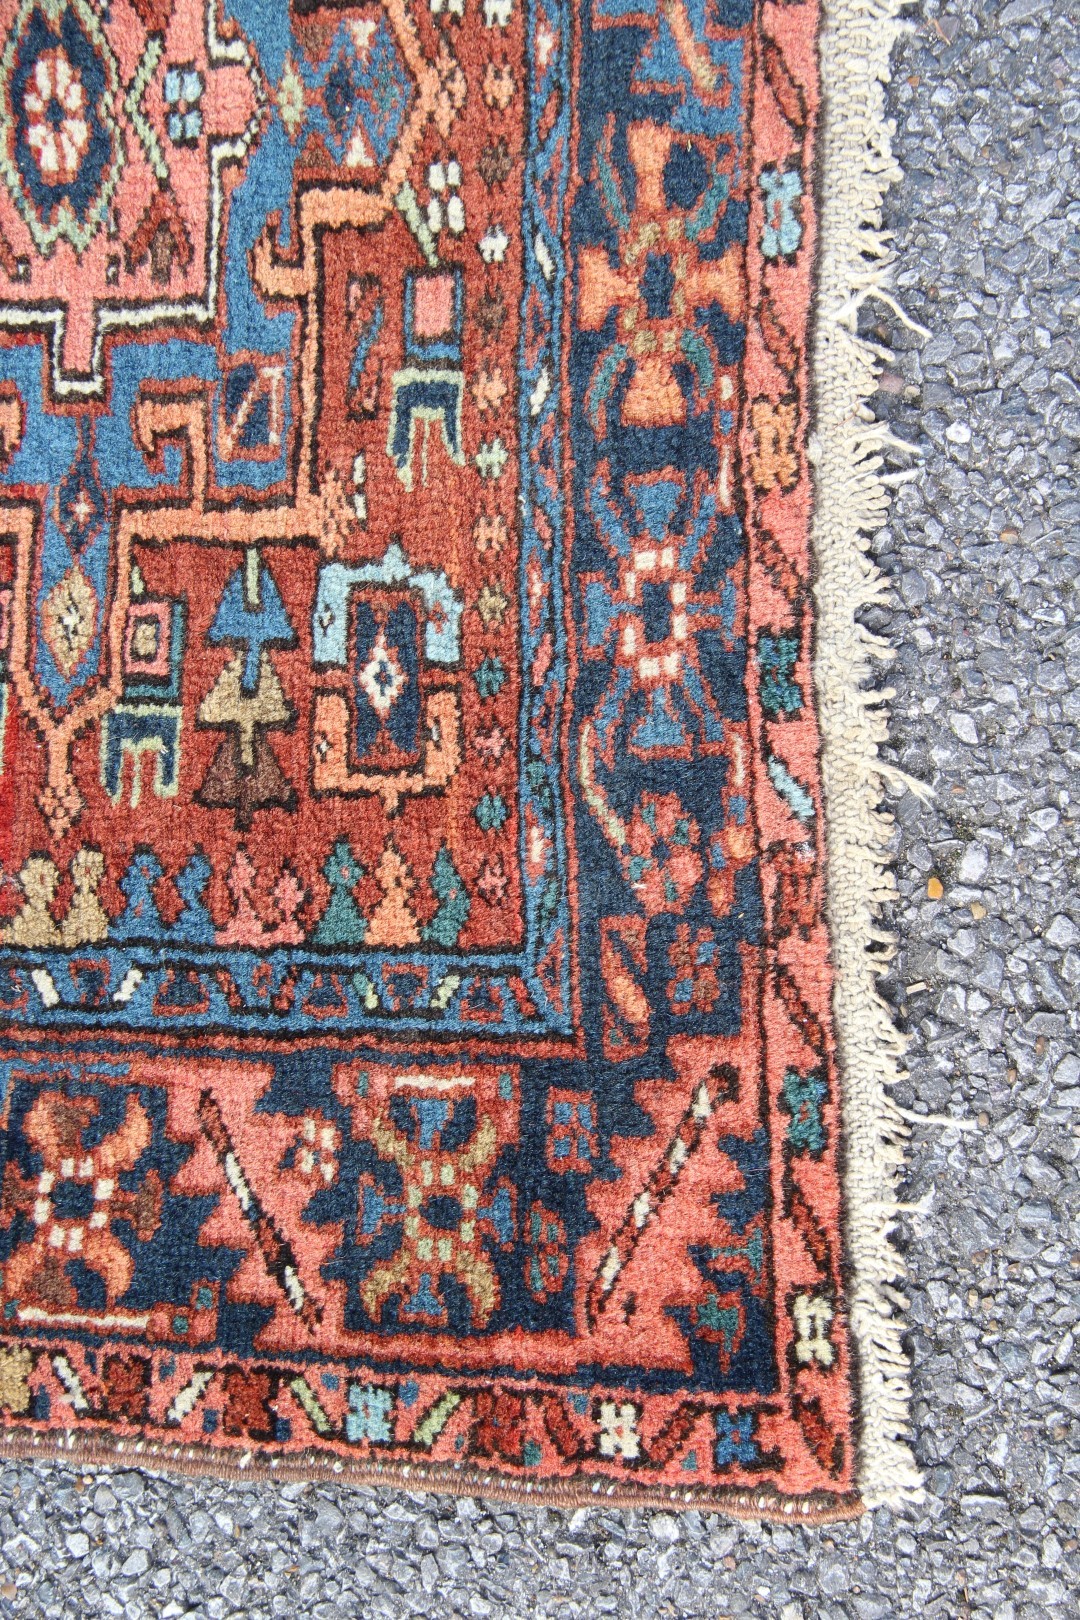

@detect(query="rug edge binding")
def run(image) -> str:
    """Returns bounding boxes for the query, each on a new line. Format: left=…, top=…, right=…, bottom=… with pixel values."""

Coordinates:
left=0, top=1429, right=865, bottom=1522
left=811, top=0, right=926, bottom=1512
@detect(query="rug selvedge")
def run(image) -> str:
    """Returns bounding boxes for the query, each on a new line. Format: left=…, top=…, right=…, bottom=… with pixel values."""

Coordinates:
left=0, top=0, right=885, bottom=1515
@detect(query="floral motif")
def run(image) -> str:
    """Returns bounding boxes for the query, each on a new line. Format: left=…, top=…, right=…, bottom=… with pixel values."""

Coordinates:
left=102, top=1353, right=150, bottom=1422
left=164, top=64, right=203, bottom=146
left=354, top=1087, right=516, bottom=1332
left=346, top=1381, right=394, bottom=1443
left=0, top=1087, right=161, bottom=1314
left=524, top=1201, right=568, bottom=1299
left=221, top=1367, right=277, bottom=1439
left=426, top=155, right=464, bottom=236
left=749, top=398, right=799, bottom=493
left=667, top=923, right=721, bottom=1016
left=578, top=121, right=743, bottom=430
left=597, top=1399, right=640, bottom=1460
left=779, top=1068, right=828, bottom=1158
left=714, top=1408, right=762, bottom=1468
left=622, top=793, right=702, bottom=916
left=286, top=1114, right=340, bottom=1185
left=24, top=48, right=89, bottom=183
left=472, top=1388, right=526, bottom=1460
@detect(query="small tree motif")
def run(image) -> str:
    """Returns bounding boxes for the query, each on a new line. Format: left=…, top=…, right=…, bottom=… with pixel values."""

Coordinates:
left=314, top=840, right=367, bottom=947
left=365, top=843, right=420, bottom=947
left=61, top=848, right=108, bottom=948
left=265, top=867, right=306, bottom=946
left=197, top=651, right=296, bottom=831
left=4, top=857, right=62, bottom=947
left=215, top=849, right=265, bottom=947
left=112, top=849, right=166, bottom=942
left=215, top=851, right=307, bottom=946
left=423, top=845, right=470, bottom=948
left=196, top=553, right=297, bottom=831
left=172, top=853, right=215, bottom=944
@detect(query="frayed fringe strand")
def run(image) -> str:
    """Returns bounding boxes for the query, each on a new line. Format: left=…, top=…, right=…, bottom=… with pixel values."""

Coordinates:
left=812, top=0, right=925, bottom=1508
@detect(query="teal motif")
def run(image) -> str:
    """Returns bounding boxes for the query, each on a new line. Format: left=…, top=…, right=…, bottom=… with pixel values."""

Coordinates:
left=760, top=168, right=803, bottom=260
left=346, top=1382, right=394, bottom=1444
left=780, top=1068, right=828, bottom=1158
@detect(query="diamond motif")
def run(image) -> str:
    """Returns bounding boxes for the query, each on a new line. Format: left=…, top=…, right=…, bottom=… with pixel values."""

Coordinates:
left=55, top=418, right=106, bottom=548
left=0, top=0, right=125, bottom=254
left=358, top=628, right=407, bottom=718
left=40, top=561, right=97, bottom=678
left=304, top=15, right=415, bottom=170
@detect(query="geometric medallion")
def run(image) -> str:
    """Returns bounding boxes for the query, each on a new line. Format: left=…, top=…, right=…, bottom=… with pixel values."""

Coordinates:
left=0, top=0, right=125, bottom=256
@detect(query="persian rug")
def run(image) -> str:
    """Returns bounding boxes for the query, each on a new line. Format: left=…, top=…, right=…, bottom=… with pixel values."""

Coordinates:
left=0, top=0, right=920, bottom=1517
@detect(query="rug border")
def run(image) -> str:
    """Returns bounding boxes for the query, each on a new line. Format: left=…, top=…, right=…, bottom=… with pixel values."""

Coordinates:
left=809, top=0, right=925, bottom=1510
left=0, top=0, right=924, bottom=1521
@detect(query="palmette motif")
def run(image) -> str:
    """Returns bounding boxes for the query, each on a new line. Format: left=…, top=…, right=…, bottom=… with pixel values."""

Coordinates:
left=0, top=0, right=864, bottom=1516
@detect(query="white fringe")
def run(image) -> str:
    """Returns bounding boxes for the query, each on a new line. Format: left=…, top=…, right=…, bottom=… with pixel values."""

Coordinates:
left=811, top=0, right=925, bottom=1508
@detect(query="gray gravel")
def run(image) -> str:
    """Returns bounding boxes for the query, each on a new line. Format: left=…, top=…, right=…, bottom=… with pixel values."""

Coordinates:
left=2, top=1, right=1078, bottom=1615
